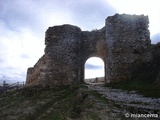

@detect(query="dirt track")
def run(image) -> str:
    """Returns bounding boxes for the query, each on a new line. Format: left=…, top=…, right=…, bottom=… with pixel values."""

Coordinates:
left=87, top=84, right=160, bottom=119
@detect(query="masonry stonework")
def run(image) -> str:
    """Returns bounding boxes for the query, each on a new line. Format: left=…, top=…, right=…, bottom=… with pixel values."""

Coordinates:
left=105, top=14, right=151, bottom=82
left=26, top=13, right=159, bottom=86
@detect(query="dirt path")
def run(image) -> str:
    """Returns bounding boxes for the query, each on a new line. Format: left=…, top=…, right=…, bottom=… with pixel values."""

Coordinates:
left=87, top=84, right=160, bottom=119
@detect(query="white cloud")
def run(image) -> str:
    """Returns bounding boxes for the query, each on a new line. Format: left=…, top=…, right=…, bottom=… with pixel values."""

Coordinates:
left=0, top=26, right=44, bottom=83
left=151, top=33, right=160, bottom=44
left=65, top=0, right=116, bottom=30
left=85, top=57, right=104, bottom=79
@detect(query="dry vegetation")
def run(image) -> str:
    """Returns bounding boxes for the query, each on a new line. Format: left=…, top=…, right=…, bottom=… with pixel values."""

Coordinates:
left=0, top=83, right=124, bottom=120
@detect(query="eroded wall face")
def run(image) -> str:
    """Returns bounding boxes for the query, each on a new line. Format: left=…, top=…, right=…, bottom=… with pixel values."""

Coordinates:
left=26, top=25, right=82, bottom=86
left=26, top=14, right=152, bottom=86
left=81, top=28, right=106, bottom=81
left=44, top=25, right=82, bottom=86
left=26, top=27, right=107, bottom=86
left=105, top=14, right=151, bottom=83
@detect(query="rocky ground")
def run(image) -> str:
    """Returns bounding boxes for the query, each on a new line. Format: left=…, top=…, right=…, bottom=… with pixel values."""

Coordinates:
left=87, top=84, right=160, bottom=119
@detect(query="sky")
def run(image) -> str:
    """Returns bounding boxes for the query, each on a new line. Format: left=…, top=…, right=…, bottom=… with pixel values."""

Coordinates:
left=0, top=0, right=160, bottom=83
left=85, top=57, right=104, bottom=79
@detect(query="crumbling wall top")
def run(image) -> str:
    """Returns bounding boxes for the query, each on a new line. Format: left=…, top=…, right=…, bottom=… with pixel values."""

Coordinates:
left=45, top=24, right=81, bottom=46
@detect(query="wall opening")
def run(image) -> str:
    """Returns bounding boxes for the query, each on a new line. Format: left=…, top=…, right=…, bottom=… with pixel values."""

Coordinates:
left=84, top=57, right=105, bottom=83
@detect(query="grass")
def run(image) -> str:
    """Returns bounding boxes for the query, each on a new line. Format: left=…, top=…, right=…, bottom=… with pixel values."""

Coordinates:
left=105, top=79, right=160, bottom=98
left=87, top=90, right=108, bottom=104
left=0, top=82, right=127, bottom=120
left=1, top=81, right=159, bottom=119
left=0, top=85, right=80, bottom=120
left=1, top=83, right=121, bottom=120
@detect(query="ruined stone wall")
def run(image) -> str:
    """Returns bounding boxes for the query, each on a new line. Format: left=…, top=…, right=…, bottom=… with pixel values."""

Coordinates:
left=26, top=25, right=82, bottom=86
left=105, top=14, right=151, bottom=83
left=82, top=27, right=106, bottom=61
left=151, top=43, right=160, bottom=84
left=26, top=13, right=154, bottom=86
left=44, top=25, right=82, bottom=86
left=26, top=26, right=107, bottom=86
left=81, top=28, right=106, bottom=81
left=26, top=54, right=48, bottom=86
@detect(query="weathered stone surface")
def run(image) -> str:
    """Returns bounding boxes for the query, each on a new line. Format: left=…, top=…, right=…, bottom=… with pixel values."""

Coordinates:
left=152, top=43, right=160, bottom=84
left=26, top=24, right=106, bottom=86
left=26, top=13, right=160, bottom=86
left=105, top=13, right=151, bottom=82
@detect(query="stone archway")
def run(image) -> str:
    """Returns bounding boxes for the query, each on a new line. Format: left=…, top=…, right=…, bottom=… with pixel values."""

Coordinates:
left=26, top=14, right=151, bottom=87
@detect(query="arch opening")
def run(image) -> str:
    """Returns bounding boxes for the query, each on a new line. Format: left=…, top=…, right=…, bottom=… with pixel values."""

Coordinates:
left=84, top=57, right=105, bottom=84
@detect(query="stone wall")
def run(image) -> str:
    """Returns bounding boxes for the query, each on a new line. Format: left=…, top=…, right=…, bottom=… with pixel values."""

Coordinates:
left=105, top=14, right=151, bottom=82
left=152, top=43, right=160, bottom=84
left=81, top=27, right=106, bottom=81
left=26, top=13, right=157, bottom=86
left=44, top=25, right=82, bottom=86
left=27, top=25, right=82, bottom=86
left=26, top=25, right=106, bottom=86
left=26, top=54, right=48, bottom=86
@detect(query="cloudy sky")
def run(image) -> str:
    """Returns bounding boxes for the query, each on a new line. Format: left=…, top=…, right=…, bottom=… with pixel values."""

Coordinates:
left=0, top=0, right=160, bottom=83
left=85, top=57, right=104, bottom=79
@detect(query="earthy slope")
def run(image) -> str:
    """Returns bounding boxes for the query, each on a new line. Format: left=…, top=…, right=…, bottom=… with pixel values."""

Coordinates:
left=0, top=84, right=125, bottom=120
